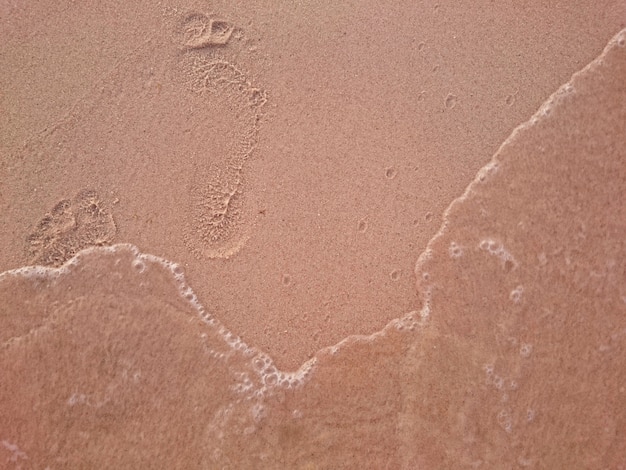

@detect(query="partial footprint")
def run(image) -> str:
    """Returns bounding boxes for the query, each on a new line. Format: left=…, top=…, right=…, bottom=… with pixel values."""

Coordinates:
left=173, top=12, right=267, bottom=259
left=184, top=164, right=249, bottom=259
left=26, top=189, right=116, bottom=266
left=177, top=12, right=235, bottom=49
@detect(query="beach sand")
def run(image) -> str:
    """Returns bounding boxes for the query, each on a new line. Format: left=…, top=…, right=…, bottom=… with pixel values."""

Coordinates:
left=1, top=1, right=625, bottom=468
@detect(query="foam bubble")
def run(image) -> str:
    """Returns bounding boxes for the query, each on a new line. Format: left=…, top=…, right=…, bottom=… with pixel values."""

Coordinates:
left=252, top=354, right=271, bottom=373
left=393, top=309, right=427, bottom=333
left=251, top=403, right=266, bottom=422
left=509, top=285, right=524, bottom=303
left=132, top=259, right=146, bottom=273
left=493, top=375, right=505, bottom=390
left=478, top=237, right=518, bottom=271
left=520, top=343, right=533, bottom=358
left=448, top=241, right=463, bottom=259
left=182, top=288, right=196, bottom=303
left=171, top=263, right=182, bottom=274
left=476, top=161, right=499, bottom=183
left=497, top=408, right=513, bottom=433
left=262, top=372, right=279, bottom=387
left=231, top=373, right=254, bottom=394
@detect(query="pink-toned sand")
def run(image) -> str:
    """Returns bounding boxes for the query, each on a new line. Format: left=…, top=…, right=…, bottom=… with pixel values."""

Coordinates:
left=1, top=1, right=625, bottom=468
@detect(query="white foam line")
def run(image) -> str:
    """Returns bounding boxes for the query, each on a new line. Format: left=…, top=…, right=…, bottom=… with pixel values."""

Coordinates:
left=0, top=239, right=426, bottom=383
left=316, top=301, right=432, bottom=359
left=0, top=243, right=316, bottom=383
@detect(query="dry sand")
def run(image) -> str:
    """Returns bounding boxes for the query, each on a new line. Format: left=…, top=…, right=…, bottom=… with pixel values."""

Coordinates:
left=1, top=1, right=625, bottom=468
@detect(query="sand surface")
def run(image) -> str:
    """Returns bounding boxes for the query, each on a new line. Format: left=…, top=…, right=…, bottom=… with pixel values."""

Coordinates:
left=1, top=2, right=625, bottom=468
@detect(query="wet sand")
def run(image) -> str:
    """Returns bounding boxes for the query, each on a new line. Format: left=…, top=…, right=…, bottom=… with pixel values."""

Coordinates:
left=1, top=2, right=626, bottom=468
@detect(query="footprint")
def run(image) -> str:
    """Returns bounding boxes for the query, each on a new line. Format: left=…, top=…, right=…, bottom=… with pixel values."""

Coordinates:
left=26, top=189, right=116, bottom=266
left=174, top=13, right=267, bottom=259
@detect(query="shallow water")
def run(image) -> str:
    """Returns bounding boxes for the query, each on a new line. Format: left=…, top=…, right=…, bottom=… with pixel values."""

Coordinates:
left=1, top=5, right=625, bottom=469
